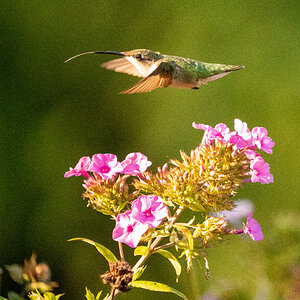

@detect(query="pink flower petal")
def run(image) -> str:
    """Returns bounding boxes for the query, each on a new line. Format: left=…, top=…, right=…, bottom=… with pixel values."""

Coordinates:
left=244, top=211, right=263, bottom=241
left=252, top=127, right=275, bottom=154
left=64, top=156, right=91, bottom=178
left=193, top=122, right=232, bottom=144
left=249, top=155, right=274, bottom=184
left=112, top=211, right=148, bottom=248
left=234, top=119, right=252, bottom=141
left=88, top=153, right=121, bottom=180
left=131, top=195, right=169, bottom=228
left=120, top=152, right=152, bottom=175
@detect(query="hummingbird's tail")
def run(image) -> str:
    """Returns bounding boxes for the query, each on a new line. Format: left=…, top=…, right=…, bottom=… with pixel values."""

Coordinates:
left=202, top=62, right=244, bottom=77
left=225, top=64, right=245, bottom=71
left=197, top=63, right=244, bottom=85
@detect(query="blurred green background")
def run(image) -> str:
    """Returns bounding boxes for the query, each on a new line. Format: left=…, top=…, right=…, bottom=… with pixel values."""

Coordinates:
left=1, top=1, right=299, bottom=299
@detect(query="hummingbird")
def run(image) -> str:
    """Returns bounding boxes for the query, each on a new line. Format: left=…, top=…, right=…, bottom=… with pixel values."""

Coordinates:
left=65, top=49, right=244, bottom=94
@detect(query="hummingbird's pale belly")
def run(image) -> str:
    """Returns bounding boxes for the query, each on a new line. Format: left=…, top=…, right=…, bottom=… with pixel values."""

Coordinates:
left=171, top=72, right=231, bottom=89
left=170, top=80, right=196, bottom=89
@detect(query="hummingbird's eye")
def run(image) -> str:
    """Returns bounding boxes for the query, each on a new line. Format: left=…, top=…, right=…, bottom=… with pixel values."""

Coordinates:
left=135, top=54, right=143, bottom=59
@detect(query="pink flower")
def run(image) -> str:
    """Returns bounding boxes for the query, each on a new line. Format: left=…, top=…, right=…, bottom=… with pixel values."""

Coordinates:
left=131, top=195, right=169, bottom=228
left=252, top=127, right=275, bottom=154
left=120, top=152, right=152, bottom=175
left=228, top=119, right=253, bottom=149
left=64, top=156, right=91, bottom=179
left=215, top=123, right=230, bottom=138
left=192, top=122, right=215, bottom=132
left=192, top=122, right=230, bottom=144
left=234, top=119, right=252, bottom=141
left=88, top=153, right=121, bottom=180
left=244, top=149, right=259, bottom=160
left=244, top=211, right=263, bottom=241
left=112, top=211, right=148, bottom=248
left=249, top=155, right=274, bottom=184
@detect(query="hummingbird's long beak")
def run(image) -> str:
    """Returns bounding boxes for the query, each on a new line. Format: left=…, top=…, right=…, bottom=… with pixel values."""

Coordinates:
left=64, top=51, right=124, bottom=63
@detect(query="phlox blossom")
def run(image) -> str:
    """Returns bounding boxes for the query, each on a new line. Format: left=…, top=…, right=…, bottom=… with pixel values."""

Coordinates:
left=192, top=122, right=230, bottom=144
left=88, top=153, right=121, bottom=180
left=131, top=195, right=169, bottom=228
left=120, top=152, right=152, bottom=175
left=64, top=156, right=91, bottom=179
left=112, top=211, right=148, bottom=248
left=228, top=119, right=253, bottom=149
left=249, top=155, right=274, bottom=184
left=244, top=211, right=263, bottom=241
left=193, top=119, right=275, bottom=156
left=252, top=127, right=275, bottom=154
left=244, top=149, right=259, bottom=160
left=234, top=119, right=252, bottom=141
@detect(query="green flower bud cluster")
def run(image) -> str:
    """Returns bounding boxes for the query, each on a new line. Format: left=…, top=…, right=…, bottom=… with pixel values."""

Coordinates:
left=83, top=174, right=135, bottom=216
left=193, top=216, right=228, bottom=245
left=134, top=140, right=250, bottom=214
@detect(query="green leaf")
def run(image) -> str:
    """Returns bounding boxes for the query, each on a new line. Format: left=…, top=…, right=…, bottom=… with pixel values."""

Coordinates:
left=43, top=293, right=56, bottom=300
left=95, top=292, right=103, bottom=300
left=44, top=292, right=64, bottom=300
left=0, top=296, right=8, bottom=300
left=5, top=264, right=24, bottom=284
left=187, top=216, right=195, bottom=226
left=68, top=238, right=117, bottom=263
left=132, top=265, right=147, bottom=281
left=7, top=292, right=25, bottom=300
left=131, top=280, right=188, bottom=300
left=28, top=293, right=63, bottom=300
left=175, top=226, right=194, bottom=250
left=85, top=288, right=95, bottom=300
left=154, top=249, right=181, bottom=282
left=85, top=288, right=102, bottom=300
left=134, top=246, right=150, bottom=256
left=28, top=291, right=42, bottom=300
left=188, top=202, right=206, bottom=212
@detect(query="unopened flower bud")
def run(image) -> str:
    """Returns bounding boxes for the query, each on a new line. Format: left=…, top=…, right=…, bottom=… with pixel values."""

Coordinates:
left=162, top=163, right=168, bottom=174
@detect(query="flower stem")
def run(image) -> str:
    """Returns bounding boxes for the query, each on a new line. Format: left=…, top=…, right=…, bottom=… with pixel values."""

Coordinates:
left=153, top=241, right=176, bottom=251
left=107, top=288, right=116, bottom=300
left=118, top=242, right=125, bottom=261
left=225, top=228, right=244, bottom=235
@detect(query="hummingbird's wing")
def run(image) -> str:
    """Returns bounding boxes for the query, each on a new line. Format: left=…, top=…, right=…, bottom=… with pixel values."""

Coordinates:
left=101, top=58, right=143, bottom=77
left=119, top=62, right=172, bottom=94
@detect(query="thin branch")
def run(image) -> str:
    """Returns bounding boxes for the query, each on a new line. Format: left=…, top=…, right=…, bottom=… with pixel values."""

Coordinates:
left=106, top=287, right=116, bottom=300
left=153, top=241, right=176, bottom=252
left=118, top=242, right=125, bottom=261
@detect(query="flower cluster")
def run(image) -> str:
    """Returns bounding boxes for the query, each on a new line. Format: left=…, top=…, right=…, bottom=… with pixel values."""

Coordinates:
left=64, top=152, right=152, bottom=180
left=65, top=119, right=272, bottom=299
left=65, top=119, right=271, bottom=247
left=193, top=119, right=274, bottom=184
left=65, top=152, right=152, bottom=215
left=113, top=195, right=169, bottom=248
